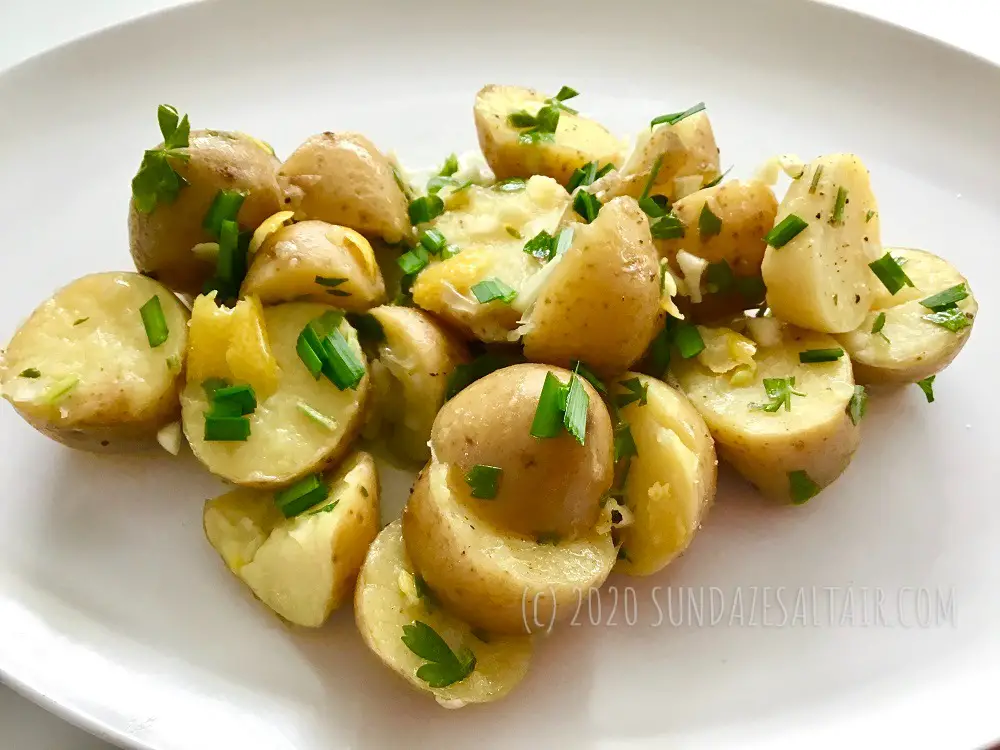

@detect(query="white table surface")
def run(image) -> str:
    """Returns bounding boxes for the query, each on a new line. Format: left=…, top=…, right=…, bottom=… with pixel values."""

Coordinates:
left=0, top=0, right=996, bottom=747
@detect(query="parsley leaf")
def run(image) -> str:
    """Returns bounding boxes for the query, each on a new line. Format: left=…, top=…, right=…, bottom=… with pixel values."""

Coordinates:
left=615, top=377, right=648, bottom=409
left=916, top=375, right=936, bottom=403
left=750, top=377, right=805, bottom=413
left=131, top=105, right=191, bottom=214
left=401, top=621, right=476, bottom=688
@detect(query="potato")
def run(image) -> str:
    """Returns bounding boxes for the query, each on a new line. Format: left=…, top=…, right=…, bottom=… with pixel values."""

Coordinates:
left=474, top=84, right=625, bottom=185
left=611, top=374, right=717, bottom=576
left=403, top=461, right=617, bottom=634
left=356, top=520, right=533, bottom=706
left=521, top=197, right=661, bottom=375
left=203, top=451, right=379, bottom=627
left=671, top=323, right=860, bottom=503
left=835, top=248, right=977, bottom=384
left=671, top=112, right=722, bottom=191
left=1, top=272, right=189, bottom=451
left=241, top=220, right=385, bottom=310
left=277, top=132, right=410, bottom=244
left=411, top=176, right=570, bottom=342
left=129, top=130, right=282, bottom=295
left=761, top=154, right=882, bottom=333
left=364, top=305, right=470, bottom=462
left=181, top=302, right=369, bottom=486
left=431, top=363, right=613, bottom=539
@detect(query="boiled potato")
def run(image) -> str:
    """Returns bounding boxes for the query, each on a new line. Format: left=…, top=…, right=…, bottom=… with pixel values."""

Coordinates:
left=403, top=461, right=617, bottom=634
left=474, top=84, right=625, bottom=184
left=762, top=154, right=882, bottom=333
left=671, top=112, right=722, bottom=192
left=356, top=520, right=533, bottom=706
left=411, top=176, right=570, bottom=342
left=1, top=272, right=189, bottom=451
left=431, top=363, right=613, bottom=539
left=129, top=130, right=282, bottom=295
left=611, top=374, right=717, bottom=576
left=835, top=248, right=977, bottom=384
left=364, top=305, right=470, bottom=462
left=241, top=220, right=385, bottom=310
left=203, top=451, right=379, bottom=627
left=182, top=301, right=369, bottom=486
left=521, top=197, right=661, bottom=375
left=672, top=323, right=860, bottom=503
left=277, top=132, right=410, bottom=244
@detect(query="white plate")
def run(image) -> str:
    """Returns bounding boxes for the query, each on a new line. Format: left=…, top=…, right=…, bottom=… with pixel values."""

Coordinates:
left=1, top=1, right=999, bottom=748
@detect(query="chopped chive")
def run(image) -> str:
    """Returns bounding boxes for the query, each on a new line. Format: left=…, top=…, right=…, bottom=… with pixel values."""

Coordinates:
left=674, top=323, right=705, bottom=359
left=798, top=348, right=845, bottom=364
left=274, top=474, right=328, bottom=518
left=408, top=195, right=444, bottom=225
left=315, top=276, right=348, bottom=288
left=523, top=230, right=556, bottom=261
left=446, top=352, right=517, bottom=400
left=507, top=110, right=538, bottom=128
left=18, top=368, right=41, bottom=379
left=613, top=421, right=638, bottom=462
left=203, top=415, right=250, bottom=442
left=847, top=385, right=867, bottom=426
left=73, top=317, right=89, bottom=326
left=698, top=203, right=723, bottom=238
left=439, top=153, right=459, bottom=177
left=570, top=360, right=606, bottom=394
left=307, top=501, right=339, bottom=516
left=923, top=308, right=973, bottom=332
left=764, top=214, right=808, bottom=248
left=704, top=260, right=735, bottom=295
left=214, top=218, right=244, bottom=294
left=788, top=470, right=820, bottom=505
left=563, top=368, right=589, bottom=445
left=916, top=375, right=936, bottom=403
left=830, top=187, right=848, bottom=225
left=297, top=401, right=338, bottom=430
left=751, top=376, right=805, bottom=413
left=531, top=372, right=568, bottom=439
left=203, top=189, right=246, bottom=237
left=646, top=322, right=674, bottom=376
left=703, top=166, right=732, bottom=190
left=868, top=252, right=914, bottom=295
left=211, top=384, right=256, bottom=415
left=465, top=464, right=502, bottom=499
left=920, top=284, right=969, bottom=312
left=493, top=178, right=527, bottom=192
left=419, top=228, right=448, bottom=255
left=651, top=214, right=685, bottom=240
left=638, top=195, right=670, bottom=218
left=42, top=375, right=79, bottom=405
left=567, top=161, right=610, bottom=192
left=320, top=329, right=366, bottom=390
left=809, top=165, right=824, bottom=194
left=471, top=278, right=517, bottom=304
left=650, top=102, right=705, bottom=128
left=872, top=311, right=889, bottom=342
left=208, top=398, right=243, bottom=418
left=397, top=245, right=430, bottom=276
left=865, top=210, right=877, bottom=223
left=573, top=190, right=601, bottom=223
left=640, top=155, right=664, bottom=203
left=554, top=227, right=574, bottom=256
left=296, top=326, right=325, bottom=379
left=139, top=295, right=169, bottom=348
left=346, top=312, right=384, bottom=344
left=202, top=377, right=229, bottom=400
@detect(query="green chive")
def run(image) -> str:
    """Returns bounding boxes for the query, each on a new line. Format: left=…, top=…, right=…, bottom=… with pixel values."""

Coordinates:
left=809, top=165, right=824, bottom=194
left=872, top=311, right=889, bottom=341
left=204, top=415, right=250, bottom=442
left=650, top=102, right=706, bottom=128
left=764, top=215, right=808, bottom=248
left=646, top=322, right=674, bottom=376
left=439, top=153, right=459, bottom=177
left=563, top=369, right=589, bottom=445
left=297, top=401, right=338, bottom=430
left=920, top=284, right=969, bottom=312
left=638, top=195, right=669, bottom=218
left=419, top=228, right=448, bottom=255
left=789, top=470, right=820, bottom=505
left=315, top=276, right=348, bottom=288
left=275, top=474, right=328, bottom=518
left=640, top=155, right=664, bottom=203
left=42, top=375, right=79, bottom=405
left=923, top=308, right=973, bottom=332
left=531, top=372, right=568, bottom=439
left=18, top=368, right=41, bottom=379
left=698, top=203, right=723, bottom=238
left=320, top=330, right=366, bottom=390
left=471, top=278, right=517, bottom=304
left=139, top=295, right=169, bottom=348
left=703, top=166, right=732, bottom=189
left=203, top=190, right=246, bottom=237
left=614, top=422, right=638, bottom=462
left=651, top=214, right=686, bottom=240
left=573, top=190, right=601, bottom=223
left=798, top=348, right=845, bottom=364
left=554, top=227, right=574, bottom=256
left=570, top=360, right=606, bottom=394
left=674, top=323, right=705, bottom=359
left=847, top=385, right=867, bottom=426
left=307, top=501, right=339, bottom=516
left=211, top=384, right=256, bottom=415
left=202, top=377, right=229, bottom=400
left=567, top=161, right=609, bottom=192
left=465, top=464, right=502, bottom=499
left=615, top=377, right=648, bottom=409
left=507, top=111, right=538, bottom=128
left=215, top=219, right=243, bottom=290
left=916, top=375, right=936, bottom=403
left=868, top=252, right=914, bottom=295
left=830, top=187, right=848, bottom=225
left=447, top=352, right=517, bottom=400
left=397, top=245, right=430, bottom=276
left=408, top=195, right=445, bottom=225
left=296, top=326, right=325, bottom=379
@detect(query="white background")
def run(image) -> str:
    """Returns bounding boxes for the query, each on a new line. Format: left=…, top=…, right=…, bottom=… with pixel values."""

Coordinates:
left=0, top=0, right=994, bottom=747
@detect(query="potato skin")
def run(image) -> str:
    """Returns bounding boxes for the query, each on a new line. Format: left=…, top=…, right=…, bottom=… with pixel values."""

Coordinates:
left=522, top=197, right=661, bottom=375
left=431, top=363, right=613, bottom=539
left=129, top=130, right=281, bottom=295
left=277, top=132, right=410, bottom=244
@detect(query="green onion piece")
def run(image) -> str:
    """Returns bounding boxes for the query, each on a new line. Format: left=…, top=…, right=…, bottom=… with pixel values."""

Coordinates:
left=346, top=312, right=384, bottom=344
left=139, top=295, right=169, bottom=348
left=307, top=501, right=339, bottom=516
left=397, top=245, right=430, bottom=276
left=764, top=214, right=808, bottom=248
left=298, top=401, right=337, bottom=430
left=698, top=203, right=722, bottom=238
left=563, top=369, right=589, bottom=445
left=523, top=230, right=556, bottom=261
left=203, top=189, right=246, bottom=237
left=42, top=375, right=79, bottom=404
left=440, top=245, right=461, bottom=259
left=447, top=352, right=518, bottom=400
left=573, top=190, right=601, bottom=223
left=439, top=153, right=459, bottom=177
left=674, top=323, right=705, bottom=359
left=214, top=219, right=244, bottom=294
left=567, top=161, right=611, bottom=192
left=871, top=311, right=889, bottom=341
left=471, top=278, right=517, bottom=304
left=507, top=111, right=537, bottom=128
left=916, top=375, right=936, bottom=403
left=211, top=384, right=256, bottom=415
left=310, top=310, right=346, bottom=338
left=798, top=348, right=845, bottom=364
left=923, top=308, right=973, bottom=332
left=614, top=422, right=638, bottom=462
left=865, top=209, right=877, bottom=223
left=703, top=166, right=732, bottom=189
left=615, top=377, right=649, bottom=409
left=206, top=399, right=242, bottom=419
left=638, top=195, right=670, bottom=218
left=651, top=214, right=686, bottom=240
left=554, top=227, right=574, bottom=256
left=408, top=195, right=445, bottom=225
left=809, top=165, right=824, bottom=194
left=640, top=155, right=664, bottom=203
left=570, top=360, right=606, bottom=394
left=868, top=252, right=914, bottom=295
left=847, top=385, right=867, bottom=426
left=493, top=178, right=527, bottom=192
left=19, top=368, right=41, bottom=379
left=419, top=228, right=448, bottom=255
left=531, top=372, right=568, bottom=439
left=204, top=415, right=250, bottom=442
left=296, top=326, right=325, bottom=379
left=274, top=474, right=328, bottom=518
left=320, top=330, right=366, bottom=390
left=920, top=284, right=969, bottom=312
left=650, top=102, right=706, bottom=128
left=788, top=470, right=820, bottom=505
left=465, top=464, right=502, bottom=499
left=830, top=187, right=848, bottom=225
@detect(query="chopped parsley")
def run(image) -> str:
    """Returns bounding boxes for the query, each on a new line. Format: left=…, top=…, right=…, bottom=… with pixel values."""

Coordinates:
left=400, top=621, right=476, bottom=688
left=750, top=376, right=805, bottom=413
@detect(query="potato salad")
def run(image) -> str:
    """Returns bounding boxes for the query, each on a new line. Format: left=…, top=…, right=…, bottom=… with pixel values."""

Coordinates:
left=0, top=86, right=977, bottom=707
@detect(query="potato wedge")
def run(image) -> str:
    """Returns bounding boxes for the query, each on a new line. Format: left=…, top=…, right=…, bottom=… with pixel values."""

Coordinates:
left=241, top=220, right=385, bottom=310
left=403, top=461, right=617, bottom=634
left=1, top=272, right=189, bottom=451
left=363, top=305, right=469, bottom=463
left=277, top=132, right=410, bottom=244
left=182, top=302, right=369, bottom=486
left=521, top=197, right=661, bottom=375
left=611, top=374, right=717, bottom=576
left=356, top=520, right=533, bottom=706
left=204, top=451, right=379, bottom=627
left=835, top=248, right=977, bottom=384
left=474, top=84, right=625, bottom=185
left=761, top=154, right=882, bottom=333
left=671, top=112, right=722, bottom=191
left=672, top=323, right=860, bottom=503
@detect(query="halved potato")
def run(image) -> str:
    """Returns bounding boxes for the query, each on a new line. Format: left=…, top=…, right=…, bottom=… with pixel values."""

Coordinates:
left=835, top=248, right=977, bottom=384
left=356, top=520, right=533, bottom=706
left=241, top=220, right=385, bottom=310
left=521, top=197, right=661, bottom=375
left=181, top=302, right=369, bottom=486
left=474, top=84, right=625, bottom=184
left=761, top=154, right=882, bottom=333
left=611, top=374, right=717, bottom=576
left=1, top=272, right=189, bottom=451
left=671, top=323, right=860, bottom=503
left=403, top=461, right=616, bottom=634
left=277, top=132, right=411, bottom=244
left=204, top=451, right=379, bottom=627
left=671, top=112, right=722, bottom=191
left=363, top=305, right=470, bottom=463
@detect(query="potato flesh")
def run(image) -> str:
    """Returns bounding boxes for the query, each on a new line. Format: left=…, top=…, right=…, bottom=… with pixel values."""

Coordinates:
left=835, top=248, right=977, bottom=384
left=204, top=452, right=379, bottom=627
left=355, top=521, right=532, bottom=705
left=1, top=272, right=188, bottom=429
left=182, top=303, right=368, bottom=486
left=671, top=113, right=722, bottom=189
left=762, top=154, right=882, bottom=333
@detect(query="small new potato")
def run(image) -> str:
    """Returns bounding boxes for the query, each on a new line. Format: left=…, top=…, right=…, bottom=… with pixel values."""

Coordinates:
left=611, top=374, right=717, bottom=576
left=474, top=84, right=625, bottom=184
left=182, top=302, right=369, bottom=487
left=241, top=220, right=386, bottom=310
left=403, top=461, right=617, bottom=634
left=204, top=451, right=379, bottom=627
left=835, top=248, right=977, bottom=384
left=278, top=132, right=410, bottom=244
left=356, top=520, right=533, bottom=706
left=431, top=363, right=613, bottom=540
left=672, top=323, right=861, bottom=503
left=1, top=272, right=189, bottom=451
left=671, top=112, right=722, bottom=192
left=522, top=197, right=661, bottom=375
left=129, top=130, right=282, bottom=295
